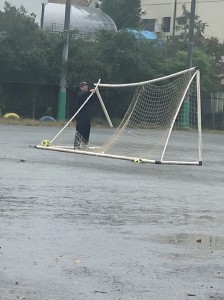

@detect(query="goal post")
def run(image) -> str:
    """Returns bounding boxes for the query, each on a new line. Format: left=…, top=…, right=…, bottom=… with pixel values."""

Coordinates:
left=160, top=68, right=202, bottom=163
left=36, top=67, right=202, bottom=166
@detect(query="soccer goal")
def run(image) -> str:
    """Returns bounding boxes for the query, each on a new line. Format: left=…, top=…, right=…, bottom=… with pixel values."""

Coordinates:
left=36, top=67, right=202, bottom=165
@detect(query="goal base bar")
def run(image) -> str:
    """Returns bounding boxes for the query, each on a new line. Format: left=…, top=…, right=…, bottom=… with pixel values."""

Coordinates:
left=35, top=145, right=202, bottom=166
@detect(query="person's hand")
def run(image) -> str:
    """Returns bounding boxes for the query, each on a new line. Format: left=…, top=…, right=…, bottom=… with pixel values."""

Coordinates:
left=90, top=88, right=96, bottom=93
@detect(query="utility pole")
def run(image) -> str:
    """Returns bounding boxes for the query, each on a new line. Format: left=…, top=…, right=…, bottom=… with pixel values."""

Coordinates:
left=40, top=0, right=48, bottom=29
left=57, top=0, right=71, bottom=120
left=186, top=0, right=196, bottom=68
left=183, top=0, right=196, bottom=128
left=172, top=0, right=177, bottom=37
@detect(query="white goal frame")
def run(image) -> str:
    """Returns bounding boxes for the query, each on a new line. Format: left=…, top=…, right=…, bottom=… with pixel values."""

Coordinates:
left=36, top=67, right=202, bottom=166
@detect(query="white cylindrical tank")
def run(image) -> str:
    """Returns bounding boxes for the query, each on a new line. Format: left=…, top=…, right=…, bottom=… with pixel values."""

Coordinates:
left=43, top=3, right=117, bottom=34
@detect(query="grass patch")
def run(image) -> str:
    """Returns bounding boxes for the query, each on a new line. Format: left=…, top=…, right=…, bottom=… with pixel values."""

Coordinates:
left=1, top=117, right=222, bottom=133
left=0, top=117, right=120, bottom=128
left=0, top=118, right=69, bottom=127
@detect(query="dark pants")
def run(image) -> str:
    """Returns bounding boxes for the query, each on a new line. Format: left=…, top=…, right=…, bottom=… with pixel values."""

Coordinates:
left=74, top=118, right=91, bottom=146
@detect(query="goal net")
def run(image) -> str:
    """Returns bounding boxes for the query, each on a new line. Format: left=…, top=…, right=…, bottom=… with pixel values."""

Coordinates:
left=36, top=67, right=202, bottom=165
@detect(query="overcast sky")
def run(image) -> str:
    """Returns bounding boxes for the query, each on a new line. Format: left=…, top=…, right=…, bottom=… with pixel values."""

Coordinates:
left=0, top=0, right=43, bottom=24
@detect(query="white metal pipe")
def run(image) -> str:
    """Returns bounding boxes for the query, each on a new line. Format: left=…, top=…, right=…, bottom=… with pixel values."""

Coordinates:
left=196, top=70, right=203, bottom=162
left=36, top=145, right=201, bottom=165
left=95, top=88, right=113, bottom=127
left=160, top=70, right=197, bottom=161
left=95, top=67, right=196, bottom=88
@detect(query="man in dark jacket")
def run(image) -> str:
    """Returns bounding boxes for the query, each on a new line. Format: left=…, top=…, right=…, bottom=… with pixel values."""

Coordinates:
left=74, top=82, right=96, bottom=149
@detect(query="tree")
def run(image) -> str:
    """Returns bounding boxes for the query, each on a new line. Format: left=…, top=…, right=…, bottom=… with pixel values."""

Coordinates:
left=175, top=4, right=207, bottom=46
left=166, top=4, right=224, bottom=94
left=161, top=49, right=214, bottom=95
left=201, top=37, right=224, bottom=91
left=0, top=2, right=61, bottom=83
left=0, top=2, right=62, bottom=117
left=1, top=1, right=223, bottom=125
left=100, top=0, right=141, bottom=30
left=69, top=30, right=163, bottom=117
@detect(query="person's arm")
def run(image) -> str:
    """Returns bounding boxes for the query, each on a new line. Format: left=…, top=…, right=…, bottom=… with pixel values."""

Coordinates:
left=89, top=88, right=97, bottom=102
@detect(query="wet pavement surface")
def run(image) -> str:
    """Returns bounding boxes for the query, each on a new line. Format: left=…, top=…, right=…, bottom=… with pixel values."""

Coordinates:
left=0, top=125, right=224, bottom=300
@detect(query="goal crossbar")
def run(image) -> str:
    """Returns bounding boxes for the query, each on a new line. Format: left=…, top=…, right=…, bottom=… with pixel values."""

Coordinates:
left=95, top=67, right=197, bottom=88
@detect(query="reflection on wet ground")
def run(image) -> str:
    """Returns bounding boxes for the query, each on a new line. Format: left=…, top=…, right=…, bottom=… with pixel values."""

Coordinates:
left=0, top=125, right=224, bottom=300
left=135, top=233, right=224, bottom=252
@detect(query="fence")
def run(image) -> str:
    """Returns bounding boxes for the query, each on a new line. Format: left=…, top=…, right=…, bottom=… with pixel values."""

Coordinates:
left=1, top=80, right=224, bottom=130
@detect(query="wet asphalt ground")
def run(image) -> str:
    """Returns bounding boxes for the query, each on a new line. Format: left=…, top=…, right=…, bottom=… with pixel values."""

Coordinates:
left=0, top=125, right=224, bottom=300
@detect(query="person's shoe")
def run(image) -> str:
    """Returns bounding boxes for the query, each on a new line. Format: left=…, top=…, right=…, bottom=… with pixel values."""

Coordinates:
left=74, top=145, right=80, bottom=150
left=80, top=144, right=88, bottom=150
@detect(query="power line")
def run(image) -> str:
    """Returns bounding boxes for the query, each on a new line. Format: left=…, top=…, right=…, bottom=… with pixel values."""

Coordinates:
left=142, top=0, right=224, bottom=6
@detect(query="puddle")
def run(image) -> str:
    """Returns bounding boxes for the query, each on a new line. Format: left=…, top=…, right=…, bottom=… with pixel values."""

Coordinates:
left=151, top=233, right=224, bottom=251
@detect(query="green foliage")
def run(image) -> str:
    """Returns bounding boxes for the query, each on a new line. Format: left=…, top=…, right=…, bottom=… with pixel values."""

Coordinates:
left=162, top=49, right=214, bottom=94
left=0, top=2, right=61, bottom=83
left=93, top=30, right=162, bottom=83
left=201, top=37, right=224, bottom=87
left=0, top=2, right=62, bottom=117
left=65, top=29, right=163, bottom=86
left=93, top=30, right=163, bottom=116
left=166, top=4, right=224, bottom=95
left=67, top=38, right=105, bottom=86
left=0, top=1, right=223, bottom=126
left=175, top=4, right=207, bottom=45
left=100, top=0, right=141, bottom=30
left=67, top=30, right=163, bottom=117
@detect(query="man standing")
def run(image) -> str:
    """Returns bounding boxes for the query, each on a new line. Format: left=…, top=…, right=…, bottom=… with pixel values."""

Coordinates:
left=74, top=82, right=96, bottom=149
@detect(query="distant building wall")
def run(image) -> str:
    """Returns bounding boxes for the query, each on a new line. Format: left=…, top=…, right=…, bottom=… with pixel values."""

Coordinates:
left=49, top=0, right=92, bottom=5
left=141, top=0, right=224, bottom=42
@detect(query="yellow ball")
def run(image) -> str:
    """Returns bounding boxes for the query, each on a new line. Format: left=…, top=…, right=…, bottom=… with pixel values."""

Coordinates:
left=133, top=158, right=143, bottom=163
left=133, top=158, right=140, bottom=163
left=41, top=140, right=51, bottom=147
